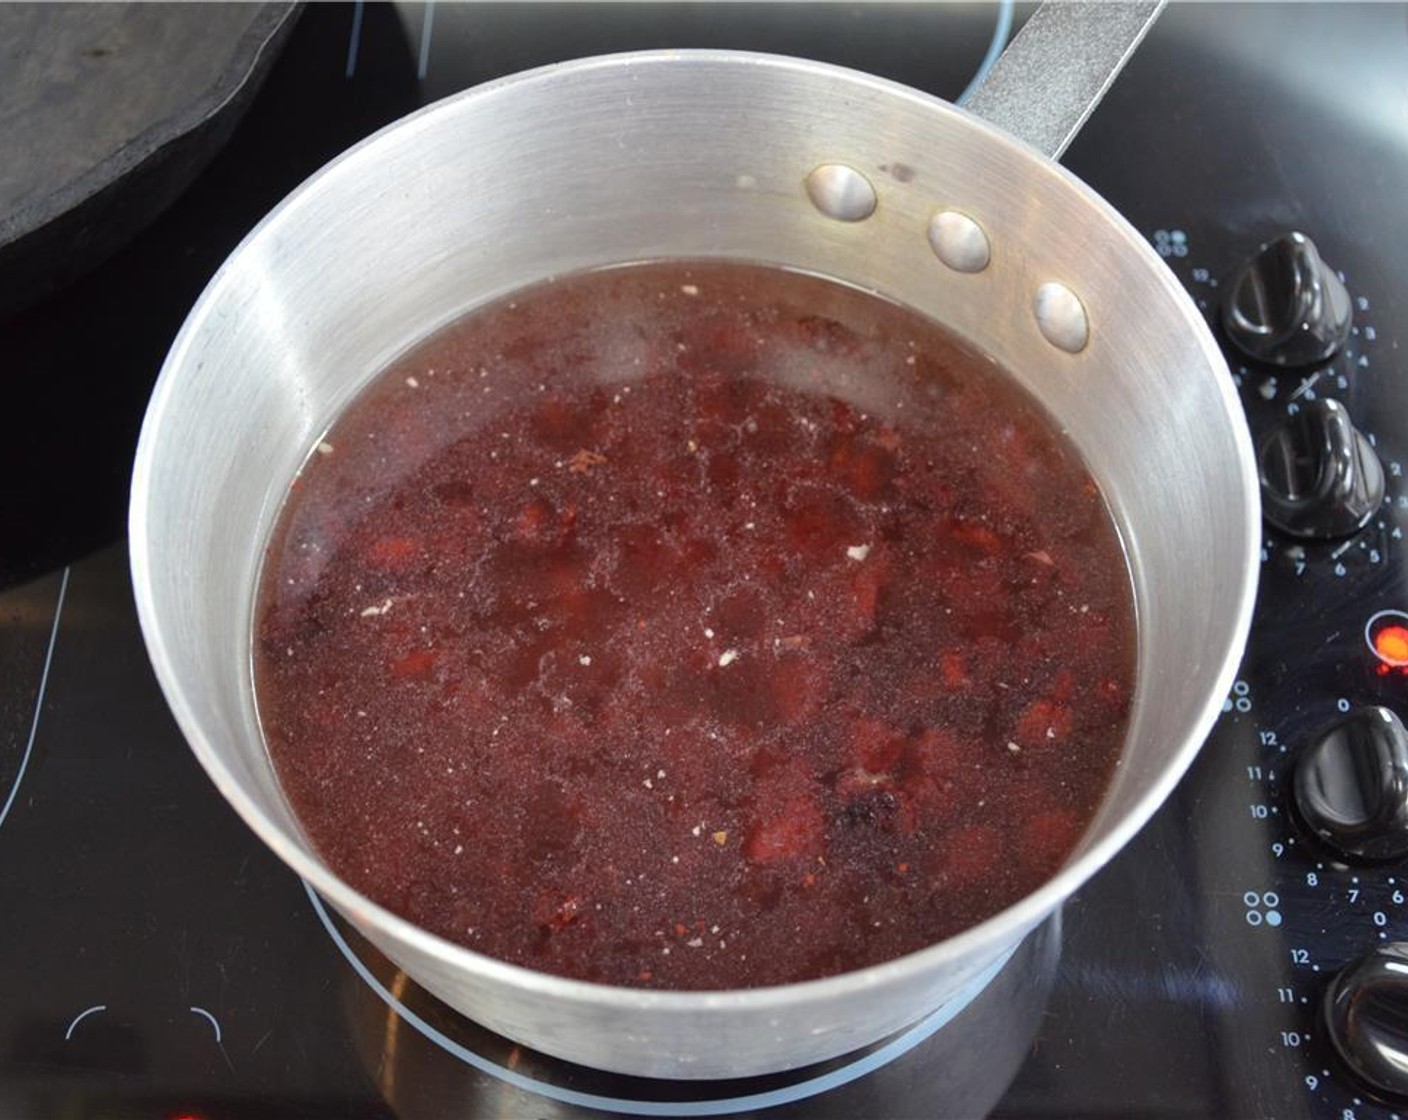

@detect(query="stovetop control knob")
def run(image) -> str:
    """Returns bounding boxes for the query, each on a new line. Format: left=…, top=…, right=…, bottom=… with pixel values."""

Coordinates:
left=1325, top=941, right=1408, bottom=1101
left=1222, top=232, right=1352, bottom=366
left=1258, top=398, right=1384, bottom=539
left=1294, top=706, right=1408, bottom=863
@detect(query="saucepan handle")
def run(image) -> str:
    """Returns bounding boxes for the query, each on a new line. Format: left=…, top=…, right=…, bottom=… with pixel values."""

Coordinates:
left=963, top=0, right=1166, bottom=161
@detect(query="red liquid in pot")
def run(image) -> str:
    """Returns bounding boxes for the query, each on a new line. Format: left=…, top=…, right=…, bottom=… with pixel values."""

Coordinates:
left=255, top=261, right=1135, bottom=990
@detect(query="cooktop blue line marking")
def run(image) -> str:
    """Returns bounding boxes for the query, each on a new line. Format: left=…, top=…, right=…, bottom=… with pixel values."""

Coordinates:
left=190, top=1005, right=224, bottom=1043
left=0, top=565, right=69, bottom=834
left=418, top=1, right=436, bottom=82
left=64, top=1003, right=106, bottom=1042
left=958, top=0, right=1015, bottom=107
left=306, top=881, right=1012, bottom=1117
left=345, top=0, right=365, bottom=80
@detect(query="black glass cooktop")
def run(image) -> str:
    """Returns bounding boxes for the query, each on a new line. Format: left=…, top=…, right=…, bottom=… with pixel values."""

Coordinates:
left=5, top=5, right=1408, bottom=1117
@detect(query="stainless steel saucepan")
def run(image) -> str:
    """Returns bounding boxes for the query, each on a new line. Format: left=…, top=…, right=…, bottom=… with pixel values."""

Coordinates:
left=130, top=3, right=1259, bottom=1080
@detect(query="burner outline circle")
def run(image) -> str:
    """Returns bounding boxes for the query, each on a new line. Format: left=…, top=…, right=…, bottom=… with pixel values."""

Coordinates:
left=305, top=881, right=1014, bottom=1116
left=1, top=567, right=70, bottom=835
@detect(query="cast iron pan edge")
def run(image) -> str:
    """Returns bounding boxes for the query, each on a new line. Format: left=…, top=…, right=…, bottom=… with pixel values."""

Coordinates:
left=0, top=2, right=302, bottom=317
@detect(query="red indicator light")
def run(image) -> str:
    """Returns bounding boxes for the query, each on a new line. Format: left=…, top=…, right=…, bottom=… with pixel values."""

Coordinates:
left=1377, top=626, right=1408, bottom=666
left=1367, top=610, right=1408, bottom=673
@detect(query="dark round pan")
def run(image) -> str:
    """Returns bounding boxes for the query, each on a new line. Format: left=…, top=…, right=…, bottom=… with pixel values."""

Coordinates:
left=0, top=2, right=299, bottom=317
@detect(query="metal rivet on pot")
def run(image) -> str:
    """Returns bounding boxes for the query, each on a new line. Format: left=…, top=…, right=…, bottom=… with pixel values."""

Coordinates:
left=804, top=164, right=877, bottom=222
left=928, top=210, right=991, bottom=273
left=1033, top=282, right=1090, bottom=353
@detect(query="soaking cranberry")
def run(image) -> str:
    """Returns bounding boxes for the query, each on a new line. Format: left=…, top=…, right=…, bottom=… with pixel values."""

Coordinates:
left=255, top=261, right=1135, bottom=990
